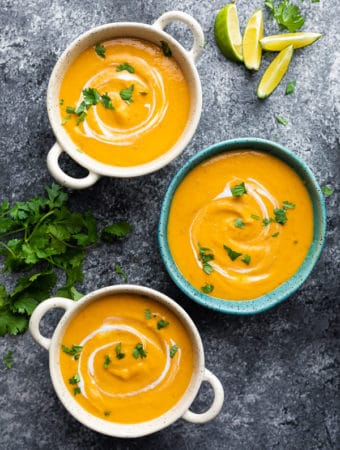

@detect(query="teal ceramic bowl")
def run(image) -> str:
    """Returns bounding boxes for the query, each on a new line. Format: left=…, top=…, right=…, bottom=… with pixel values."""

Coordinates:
left=158, top=138, right=327, bottom=315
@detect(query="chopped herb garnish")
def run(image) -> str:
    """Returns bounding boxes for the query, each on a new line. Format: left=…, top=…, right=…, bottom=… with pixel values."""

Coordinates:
left=321, top=186, right=334, bottom=196
left=116, top=62, right=135, bottom=73
left=201, top=283, right=214, bottom=294
left=4, top=350, right=13, bottom=369
left=241, top=255, right=251, bottom=265
left=251, top=214, right=261, bottom=221
left=101, top=221, right=132, bottom=242
left=231, top=182, right=247, bottom=197
left=62, top=344, right=83, bottom=360
left=95, top=44, right=106, bottom=58
left=101, top=93, right=115, bottom=110
left=145, top=308, right=153, bottom=320
left=104, top=354, right=111, bottom=369
left=265, top=0, right=305, bottom=32
left=274, top=208, right=287, bottom=224
left=223, top=245, right=242, bottom=261
left=83, top=88, right=101, bottom=106
left=76, top=111, right=87, bottom=125
left=104, top=410, right=111, bottom=416
left=132, top=343, right=147, bottom=359
left=69, top=374, right=80, bottom=385
left=115, top=343, right=125, bottom=360
left=234, top=218, right=245, bottom=229
left=59, top=99, right=64, bottom=106
left=198, top=244, right=214, bottom=275
left=160, top=40, right=172, bottom=57
left=282, top=200, right=295, bottom=209
left=115, top=263, right=128, bottom=282
left=66, top=106, right=76, bottom=114
left=157, top=319, right=169, bottom=330
left=272, top=232, right=280, bottom=237
left=276, top=115, right=288, bottom=126
left=263, top=217, right=274, bottom=226
left=61, top=115, right=71, bottom=125
left=285, top=81, right=296, bottom=95
left=73, top=387, right=81, bottom=396
left=170, top=344, right=179, bottom=358
left=120, top=84, right=134, bottom=103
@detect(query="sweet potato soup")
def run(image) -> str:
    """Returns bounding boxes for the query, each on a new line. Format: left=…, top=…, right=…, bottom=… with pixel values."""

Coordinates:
left=59, top=38, right=190, bottom=166
left=60, top=294, right=194, bottom=423
left=167, top=150, right=314, bottom=300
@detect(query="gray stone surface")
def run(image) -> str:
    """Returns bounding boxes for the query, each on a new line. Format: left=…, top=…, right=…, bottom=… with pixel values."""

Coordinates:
left=0, top=0, right=339, bottom=449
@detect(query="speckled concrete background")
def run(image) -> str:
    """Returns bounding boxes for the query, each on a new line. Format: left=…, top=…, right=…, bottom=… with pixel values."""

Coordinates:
left=0, top=0, right=339, bottom=449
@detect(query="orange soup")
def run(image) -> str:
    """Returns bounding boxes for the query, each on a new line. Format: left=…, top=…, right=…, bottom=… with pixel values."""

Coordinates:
left=59, top=38, right=190, bottom=166
left=167, top=150, right=314, bottom=300
left=60, top=294, right=194, bottom=423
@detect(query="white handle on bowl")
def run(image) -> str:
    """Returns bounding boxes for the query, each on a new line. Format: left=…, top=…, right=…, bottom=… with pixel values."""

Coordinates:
left=182, top=368, right=224, bottom=424
left=29, top=298, right=75, bottom=350
left=47, top=142, right=100, bottom=189
left=153, top=11, right=205, bottom=63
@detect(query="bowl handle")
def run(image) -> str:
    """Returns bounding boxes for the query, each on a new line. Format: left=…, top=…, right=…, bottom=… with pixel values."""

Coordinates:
left=153, top=11, right=205, bottom=63
left=47, top=142, right=100, bottom=189
left=182, top=368, right=224, bottom=423
left=29, top=298, right=75, bottom=351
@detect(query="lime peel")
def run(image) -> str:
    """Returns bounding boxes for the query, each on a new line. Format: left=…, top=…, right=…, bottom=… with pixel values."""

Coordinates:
left=214, top=3, right=243, bottom=62
left=243, top=9, right=264, bottom=71
left=260, top=32, right=322, bottom=52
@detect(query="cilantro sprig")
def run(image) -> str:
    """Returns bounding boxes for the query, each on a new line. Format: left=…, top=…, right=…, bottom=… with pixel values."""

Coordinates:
left=265, top=0, right=305, bottom=32
left=198, top=244, right=214, bottom=274
left=0, top=184, right=132, bottom=336
left=132, top=343, right=147, bottom=359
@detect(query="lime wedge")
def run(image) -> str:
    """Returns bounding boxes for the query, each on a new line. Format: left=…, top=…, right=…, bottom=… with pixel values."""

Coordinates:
left=243, top=9, right=264, bottom=71
left=257, top=45, right=294, bottom=99
left=214, top=3, right=243, bottom=62
left=260, top=32, right=322, bottom=52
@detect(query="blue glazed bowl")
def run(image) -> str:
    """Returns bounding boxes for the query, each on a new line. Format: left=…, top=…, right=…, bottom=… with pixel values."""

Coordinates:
left=158, top=138, right=327, bottom=315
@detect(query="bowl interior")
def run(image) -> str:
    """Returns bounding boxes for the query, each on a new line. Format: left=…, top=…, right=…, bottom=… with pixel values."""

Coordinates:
left=47, top=23, right=202, bottom=177
left=48, top=285, right=205, bottom=437
left=158, top=138, right=327, bottom=315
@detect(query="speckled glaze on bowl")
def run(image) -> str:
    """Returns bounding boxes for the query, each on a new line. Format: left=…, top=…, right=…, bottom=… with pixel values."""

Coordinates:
left=158, top=138, right=327, bottom=315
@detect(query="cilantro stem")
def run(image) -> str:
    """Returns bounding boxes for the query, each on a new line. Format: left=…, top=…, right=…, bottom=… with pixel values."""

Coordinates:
left=27, top=209, right=56, bottom=240
left=0, top=227, right=26, bottom=238
left=47, top=233, right=79, bottom=249
left=0, top=241, right=16, bottom=257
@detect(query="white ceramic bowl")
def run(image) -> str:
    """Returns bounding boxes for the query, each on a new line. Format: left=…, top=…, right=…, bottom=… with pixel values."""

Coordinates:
left=46, top=11, right=204, bottom=189
left=29, top=285, right=224, bottom=437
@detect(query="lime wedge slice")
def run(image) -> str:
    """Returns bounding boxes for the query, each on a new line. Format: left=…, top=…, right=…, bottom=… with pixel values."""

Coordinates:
left=214, top=3, right=243, bottom=62
left=260, top=32, right=321, bottom=52
left=243, top=9, right=264, bottom=71
left=257, top=45, right=294, bottom=99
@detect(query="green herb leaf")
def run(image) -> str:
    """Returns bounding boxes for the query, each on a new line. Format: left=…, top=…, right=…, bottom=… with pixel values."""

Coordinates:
left=272, top=232, right=280, bottom=237
left=116, top=62, right=135, bottom=73
left=241, top=255, right=251, bottom=265
left=73, top=387, right=81, bottom=396
left=145, top=308, right=153, bottom=320
left=83, top=88, right=101, bottom=107
left=231, top=182, right=247, bottom=197
left=265, top=0, right=305, bottom=32
left=234, top=218, right=245, bottom=229
left=274, top=208, right=287, bottom=224
left=115, top=263, right=128, bottom=282
left=321, top=186, right=334, bottom=196
left=104, top=354, right=111, bottom=369
left=115, top=343, right=125, bottom=360
left=283, top=200, right=295, bottom=210
left=170, top=344, right=179, bottom=358
left=276, top=115, right=288, bottom=125
left=251, top=214, right=261, bottom=221
left=201, top=283, right=214, bottom=294
left=101, top=221, right=132, bottom=242
left=62, top=344, right=83, bottom=360
left=223, top=245, right=242, bottom=261
left=95, top=44, right=106, bottom=58
left=157, top=319, right=169, bottom=330
left=4, top=350, right=13, bottom=369
left=160, top=40, right=172, bottom=57
left=66, top=106, right=76, bottom=114
left=69, top=373, right=80, bottom=384
left=120, top=85, right=134, bottom=103
left=100, top=93, right=115, bottom=110
left=198, top=244, right=214, bottom=275
left=263, top=217, right=274, bottom=226
left=285, top=81, right=296, bottom=95
left=61, top=115, right=71, bottom=125
left=132, top=343, right=147, bottom=359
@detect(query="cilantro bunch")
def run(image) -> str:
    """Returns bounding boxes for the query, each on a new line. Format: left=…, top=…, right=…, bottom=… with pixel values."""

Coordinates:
left=0, top=184, right=131, bottom=336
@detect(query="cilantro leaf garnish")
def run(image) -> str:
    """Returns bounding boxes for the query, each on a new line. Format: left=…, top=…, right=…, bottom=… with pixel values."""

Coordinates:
left=145, top=308, right=153, bottom=320
left=272, top=232, right=280, bottom=237
left=321, top=186, right=334, bottom=196
left=115, top=263, right=128, bottom=282
left=4, top=350, right=13, bottom=369
left=120, top=85, right=134, bottom=103
left=69, top=373, right=80, bottom=384
left=274, top=208, right=287, bottom=224
left=100, top=93, right=115, bottom=110
left=251, top=214, right=261, bottom=221
left=263, top=217, right=274, bottom=226
left=241, top=255, right=251, bottom=265
left=160, top=40, right=172, bottom=57
left=101, top=222, right=132, bottom=242
left=170, top=344, right=179, bottom=358
left=73, top=387, right=81, bottom=396
left=285, top=81, right=296, bottom=95
left=223, top=245, right=242, bottom=261
left=66, top=88, right=114, bottom=125
left=282, top=200, right=295, bottom=209
left=116, top=62, right=135, bottom=73
left=231, top=182, right=247, bottom=197
left=104, top=354, right=111, bottom=369
left=62, top=344, right=83, bottom=360
left=132, top=343, right=147, bottom=359
left=157, top=319, right=169, bottom=330
left=234, top=218, right=245, bottom=229
left=95, top=44, right=106, bottom=58
left=276, top=115, right=288, bottom=125
left=115, top=343, right=125, bottom=360
left=198, top=244, right=214, bottom=274
left=201, top=283, right=214, bottom=294
left=265, top=0, right=305, bottom=32
left=83, top=88, right=101, bottom=106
